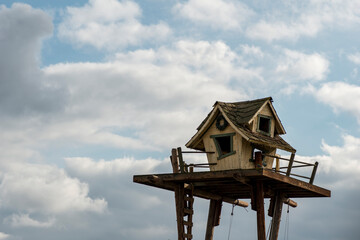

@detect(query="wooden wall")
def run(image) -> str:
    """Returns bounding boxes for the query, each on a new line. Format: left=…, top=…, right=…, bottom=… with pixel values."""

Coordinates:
left=251, top=103, right=275, bottom=138
left=203, top=111, right=277, bottom=171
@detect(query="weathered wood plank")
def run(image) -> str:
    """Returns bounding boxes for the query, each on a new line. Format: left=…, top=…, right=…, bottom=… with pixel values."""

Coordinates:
left=269, top=192, right=284, bottom=240
left=286, top=153, right=295, bottom=176
left=205, top=199, right=217, bottom=240
left=174, top=184, right=185, bottom=240
left=255, top=181, right=266, bottom=240
left=133, top=168, right=331, bottom=198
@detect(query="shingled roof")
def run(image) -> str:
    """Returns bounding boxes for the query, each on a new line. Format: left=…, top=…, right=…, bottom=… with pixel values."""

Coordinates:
left=186, top=97, right=296, bottom=153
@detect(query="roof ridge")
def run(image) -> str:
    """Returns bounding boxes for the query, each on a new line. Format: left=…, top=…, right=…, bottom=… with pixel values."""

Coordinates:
left=215, top=96, right=272, bottom=105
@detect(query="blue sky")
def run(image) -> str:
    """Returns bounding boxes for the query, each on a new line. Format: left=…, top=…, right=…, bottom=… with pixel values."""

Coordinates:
left=0, top=0, right=360, bottom=239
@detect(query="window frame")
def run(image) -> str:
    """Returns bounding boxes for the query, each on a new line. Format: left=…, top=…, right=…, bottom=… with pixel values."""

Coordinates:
left=257, top=114, right=272, bottom=136
left=210, top=132, right=236, bottom=160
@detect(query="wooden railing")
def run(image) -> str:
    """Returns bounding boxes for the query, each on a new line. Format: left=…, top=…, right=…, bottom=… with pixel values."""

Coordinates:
left=171, top=148, right=319, bottom=184
left=171, top=147, right=216, bottom=173
left=263, top=153, right=319, bottom=184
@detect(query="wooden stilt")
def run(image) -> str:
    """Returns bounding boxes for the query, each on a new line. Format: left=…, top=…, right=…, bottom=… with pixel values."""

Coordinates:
left=255, top=181, right=266, bottom=240
left=205, top=199, right=222, bottom=240
left=175, top=184, right=185, bottom=240
left=269, top=192, right=284, bottom=240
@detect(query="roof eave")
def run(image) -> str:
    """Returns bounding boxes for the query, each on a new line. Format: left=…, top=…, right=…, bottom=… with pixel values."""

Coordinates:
left=185, top=104, right=221, bottom=149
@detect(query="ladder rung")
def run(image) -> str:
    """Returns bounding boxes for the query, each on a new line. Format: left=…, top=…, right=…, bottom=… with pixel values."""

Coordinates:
left=184, top=196, right=194, bottom=202
left=184, top=208, right=193, bottom=215
left=183, top=233, right=193, bottom=239
left=184, top=189, right=193, bottom=194
left=183, top=221, right=193, bottom=226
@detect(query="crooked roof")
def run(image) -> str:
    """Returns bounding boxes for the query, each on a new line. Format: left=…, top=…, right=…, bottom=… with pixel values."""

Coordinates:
left=186, top=97, right=296, bottom=153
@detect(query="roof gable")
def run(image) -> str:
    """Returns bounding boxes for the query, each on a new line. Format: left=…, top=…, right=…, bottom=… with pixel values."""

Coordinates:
left=186, top=97, right=295, bottom=153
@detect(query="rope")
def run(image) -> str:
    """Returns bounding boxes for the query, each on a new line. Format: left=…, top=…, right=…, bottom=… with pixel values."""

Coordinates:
left=266, top=220, right=272, bottom=240
left=283, top=204, right=290, bottom=240
left=227, top=204, right=235, bottom=240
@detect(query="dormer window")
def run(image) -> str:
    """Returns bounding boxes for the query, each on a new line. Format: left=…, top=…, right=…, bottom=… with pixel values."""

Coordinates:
left=257, top=115, right=271, bottom=136
left=211, top=133, right=236, bottom=160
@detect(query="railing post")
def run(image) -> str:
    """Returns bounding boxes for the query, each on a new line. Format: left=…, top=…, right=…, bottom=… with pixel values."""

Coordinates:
left=275, top=154, right=280, bottom=173
left=171, top=148, right=179, bottom=173
left=286, top=153, right=295, bottom=176
left=309, top=161, right=319, bottom=184
left=177, top=147, right=186, bottom=173
left=255, top=151, right=263, bottom=168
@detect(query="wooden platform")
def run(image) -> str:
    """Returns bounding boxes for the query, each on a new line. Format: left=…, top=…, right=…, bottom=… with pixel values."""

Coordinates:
left=133, top=168, right=331, bottom=200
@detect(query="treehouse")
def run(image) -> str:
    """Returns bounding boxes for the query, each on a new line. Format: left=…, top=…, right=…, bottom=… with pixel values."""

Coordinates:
left=134, top=96, right=331, bottom=240
left=186, top=97, right=296, bottom=171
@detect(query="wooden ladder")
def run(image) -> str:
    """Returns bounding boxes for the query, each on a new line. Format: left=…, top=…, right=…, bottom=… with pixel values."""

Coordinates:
left=183, top=186, right=194, bottom=239
left=171, top=148, right=194, bottom=240
left=174, top=184, right=194, bottom=240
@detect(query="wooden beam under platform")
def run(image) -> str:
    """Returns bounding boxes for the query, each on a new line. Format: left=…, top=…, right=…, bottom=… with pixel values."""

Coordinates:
left=133, top=168, right=331, bottom=200
left=134, top=168, right=330, bottom=240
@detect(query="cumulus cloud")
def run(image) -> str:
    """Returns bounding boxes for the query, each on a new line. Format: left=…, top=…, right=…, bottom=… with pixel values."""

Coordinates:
left=240, top=44, right=264, bottom=59
left=0, top=233, right=9, bottom=240
left=314, top=82, right=360, bottom=122
left=246, top=17, right=322, bottom=42
left=348, top=52, right=360, bottom=65
left=173, top=0, right=254, bottom=30
left=246, top=0, right=360, bottom=42
left=64, top=157, right=163, bottom=177
left=276, top=49, right=329, bottom=82
left=42, top=40, right=254, bottom=149
left=0, top=162, right=107, bottom=214
left=295, top=134, right=360, bottom=189
left=0, top=3, right=67, bottom=116
left=58, top=0, right=171, bottom=50
left=4, top=214, right=55, bottom=228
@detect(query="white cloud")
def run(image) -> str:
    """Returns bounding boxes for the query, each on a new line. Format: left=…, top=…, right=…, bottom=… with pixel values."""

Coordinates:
left=246, top=17, right=322, bottom=42
left=0, top=233, right=9, bottom=240
left=65, top=157, right=163, bottom=177
left=0, top=162, right=107, bottom=214
left=42, top=40, right=254, bottom=149
left=348, top=52, right=360, bottom=65
left=0, top=3, right=66, bottom=116
left=314, top=82, right=360, bottom=122
left=240, top=44, right=264, bottom=59
left=58, top=0, right=171, bottom=50
left=173, top=0, right=254, bottom=30
left=295, top=134, right=360, bottom=189
left=276, top=49, right=329, bottom=82
left=246, top=0, right=360, bottom=42
left=4, top=214, right=55, bottom=228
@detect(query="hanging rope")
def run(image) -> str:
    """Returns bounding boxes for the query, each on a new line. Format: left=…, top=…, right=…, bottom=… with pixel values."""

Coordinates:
left=266, top=220, right=272, bottom=240
left=227, top=204, right=235, bottom=240
left=283, top=204, right=290, bottom=240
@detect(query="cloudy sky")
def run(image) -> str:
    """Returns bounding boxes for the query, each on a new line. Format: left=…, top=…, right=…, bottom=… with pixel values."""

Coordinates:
left=0, top=0, right=360, bottom=239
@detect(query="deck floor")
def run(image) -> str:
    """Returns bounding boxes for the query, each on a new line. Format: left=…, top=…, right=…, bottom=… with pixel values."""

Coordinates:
left=133, top=168, right=330, bottom=200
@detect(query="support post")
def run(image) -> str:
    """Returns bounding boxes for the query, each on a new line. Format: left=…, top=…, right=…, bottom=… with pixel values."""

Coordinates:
left=286, top=153, right=295, bottom=176
left=174, top=184, right=185, bottom=240
left=255, top=181, right=266, bottom=240
left=205, top=199, right=222, bottom=240
left=269, top=192, right=285, bottom=240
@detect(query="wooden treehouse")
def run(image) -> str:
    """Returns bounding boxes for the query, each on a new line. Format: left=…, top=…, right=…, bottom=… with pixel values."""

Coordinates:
left=133, top=97, right=331, bottom=240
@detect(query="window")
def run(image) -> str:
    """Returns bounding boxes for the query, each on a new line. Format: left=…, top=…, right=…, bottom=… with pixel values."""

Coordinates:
left=257, top=115, right=271, bottom=135
left=211, top=133, right=236, bottom=160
